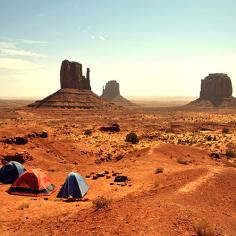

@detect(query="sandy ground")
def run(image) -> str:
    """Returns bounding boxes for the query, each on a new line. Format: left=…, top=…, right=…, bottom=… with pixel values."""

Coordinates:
left=0, top=105, right=236, bottom=235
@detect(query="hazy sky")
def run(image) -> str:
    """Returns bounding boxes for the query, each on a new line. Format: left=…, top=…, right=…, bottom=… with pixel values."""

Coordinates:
left=0, top=0, right=236, bottom=98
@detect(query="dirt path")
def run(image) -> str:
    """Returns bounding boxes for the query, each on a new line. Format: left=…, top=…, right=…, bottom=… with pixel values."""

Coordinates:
left=178, top=167, right=223, bottom=193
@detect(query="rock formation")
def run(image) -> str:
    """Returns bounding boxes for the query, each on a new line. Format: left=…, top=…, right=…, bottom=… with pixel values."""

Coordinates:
left=101, top=80, right=137, bottom=109
left=102, top=80, right=120, bottom=100
left=188, top=73, right=236, bottom=107
left=29, top=60, right=119, bottom=110
left=200, top=74, right=232, bottom=100
left=60, top=60, right=91, bottom=90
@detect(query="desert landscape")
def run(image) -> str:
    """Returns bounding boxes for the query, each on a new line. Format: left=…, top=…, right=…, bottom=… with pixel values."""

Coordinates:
left=1, top=1, right=236, bottom=236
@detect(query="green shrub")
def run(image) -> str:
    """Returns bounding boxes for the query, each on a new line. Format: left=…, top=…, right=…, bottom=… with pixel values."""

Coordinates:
left=225, top=149, right=236, bottom=158
left=84, top=129, right=92, bottom=136
left=126, top=132, right=139, bottom=144
left=222, top=128, right=230, bottom=134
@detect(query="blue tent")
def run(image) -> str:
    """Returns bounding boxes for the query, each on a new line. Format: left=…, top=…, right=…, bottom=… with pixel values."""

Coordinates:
left=57, top=172, right=89, bottom=199
left=0, top=161, right=26, bottom=184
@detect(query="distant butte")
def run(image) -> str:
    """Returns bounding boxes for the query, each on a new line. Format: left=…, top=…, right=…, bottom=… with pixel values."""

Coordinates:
left=29, top=60, right=117, bottom=110
left=101, top=80, right=137, bottom=109
left=188, top=73, right=236, bottom=107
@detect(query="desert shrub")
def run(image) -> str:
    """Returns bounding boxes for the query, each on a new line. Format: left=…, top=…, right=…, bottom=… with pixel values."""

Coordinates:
left=177, top=159, right=189, bottom=165
left=48, top=167, right=57, bottom=172
left=222, top=128, right=230, bottom=134
left=115, top=155, right=124, bottom=162
left=225, top=149, right=236, bottom=158
left=92, top=196, right=111, bottom=211
left=206, top=136, right=212, bottom=141
left=194, top=219, right=216, bottom=236
left=155, top=167, right=164, bottom=174
left=84, top=129, right=92, bottom=136
left=126, top=132, right=139, bottom=144
left=17, top=202, right=29, bottom=210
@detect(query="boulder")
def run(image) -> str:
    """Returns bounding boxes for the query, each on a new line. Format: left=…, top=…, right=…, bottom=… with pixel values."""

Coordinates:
left=60, top=60, right=91, bottom=90
left=4, top=136, right=28, bottom=145
left=114, top=175, right=128, bottom=182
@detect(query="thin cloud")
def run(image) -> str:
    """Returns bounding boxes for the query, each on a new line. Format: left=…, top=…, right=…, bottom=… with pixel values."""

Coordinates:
left=20, top=39, right=48, bottom=45
left=0, top=41, right=16, bottom=49
left=0, top=48, right=46, bottom=58
left=0, top=40, right=47, bottom=58
left=99, top=36, right=106, bottom=41
left=0, top=58, right=43, bottom=70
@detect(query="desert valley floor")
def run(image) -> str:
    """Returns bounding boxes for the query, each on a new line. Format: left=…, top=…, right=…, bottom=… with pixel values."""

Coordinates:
left=0, top=102, right=236, bottom=236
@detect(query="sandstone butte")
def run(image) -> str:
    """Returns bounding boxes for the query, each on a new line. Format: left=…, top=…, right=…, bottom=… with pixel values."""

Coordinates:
left=101, top=80, right=137, bottom=109
left=188, top=73, right=236, bottom=107
left=29, top=60, right=118, bottom=110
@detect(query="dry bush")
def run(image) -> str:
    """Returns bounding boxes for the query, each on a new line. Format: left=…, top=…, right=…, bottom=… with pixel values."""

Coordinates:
left=48, top=167, right=57, bottom=172
left=153, top=180, right=160, bottom=188
left=115, top=154, right=124, bottom=162
left=194, top=219, right=216, bottom=236
left=92, top=196, right=111, bottom=211
left=17, top=202, right=29, bottom=210
left=155, top=167, right=164, bottom=174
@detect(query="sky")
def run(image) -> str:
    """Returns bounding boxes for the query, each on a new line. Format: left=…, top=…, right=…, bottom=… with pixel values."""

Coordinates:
left=0, top=0, right=236, bottom=98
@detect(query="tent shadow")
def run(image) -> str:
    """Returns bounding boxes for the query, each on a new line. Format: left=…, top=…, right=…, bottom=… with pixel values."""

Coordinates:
left=62, top=197, right=89, bottom=203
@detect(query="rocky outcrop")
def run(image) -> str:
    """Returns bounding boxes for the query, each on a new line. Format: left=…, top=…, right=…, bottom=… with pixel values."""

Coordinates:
left=102, top=80, right=120, bottom=100
left=200, top=74, right=232, bottom=99
left=60, top=60, right=91, bottom=90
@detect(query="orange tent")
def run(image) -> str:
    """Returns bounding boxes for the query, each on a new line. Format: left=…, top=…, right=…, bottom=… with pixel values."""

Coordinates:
left=8, top=169, right=55, bottom=196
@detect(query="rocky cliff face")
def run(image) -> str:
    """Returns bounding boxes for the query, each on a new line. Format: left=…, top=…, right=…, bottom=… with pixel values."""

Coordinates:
left=60, top=60, right=91, bottom=90
left=200, top=73, right=232, bottom=100
left=102, top=80, right=120, bottom=100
